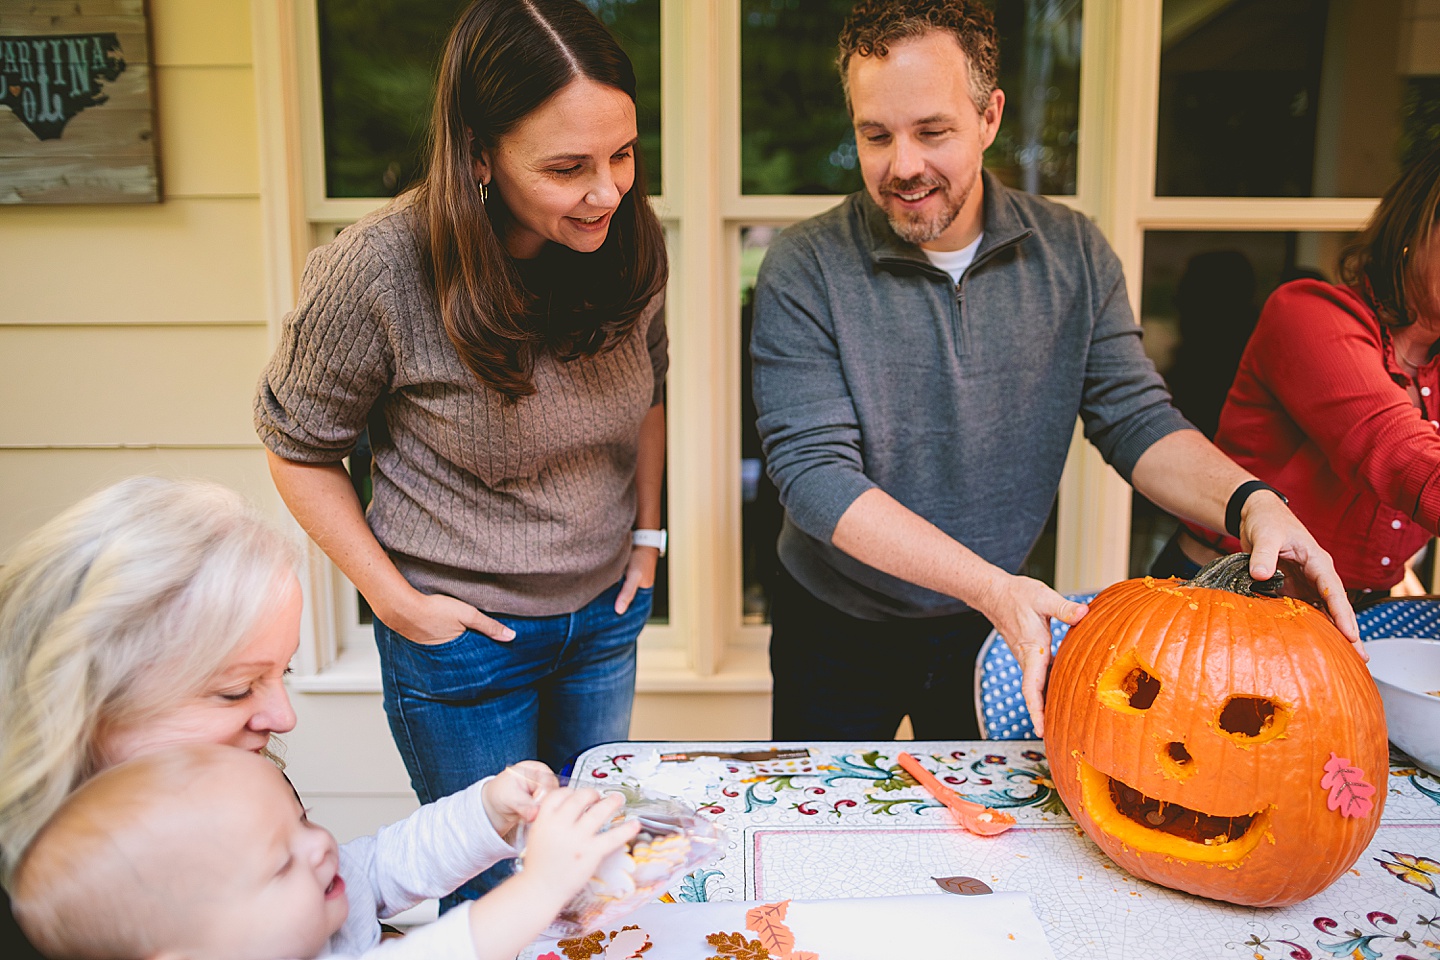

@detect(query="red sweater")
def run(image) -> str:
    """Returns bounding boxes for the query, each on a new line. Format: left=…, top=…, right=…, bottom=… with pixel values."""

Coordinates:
left=1184, top=279, right=1440, bottom=592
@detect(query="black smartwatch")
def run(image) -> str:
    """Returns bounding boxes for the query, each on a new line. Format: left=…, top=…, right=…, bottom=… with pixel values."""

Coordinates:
left=1225, top=480, right=1287, bottom=539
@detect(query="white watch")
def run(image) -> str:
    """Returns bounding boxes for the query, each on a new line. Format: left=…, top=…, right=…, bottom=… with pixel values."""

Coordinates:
left=632, top=528, right=667, bottom=557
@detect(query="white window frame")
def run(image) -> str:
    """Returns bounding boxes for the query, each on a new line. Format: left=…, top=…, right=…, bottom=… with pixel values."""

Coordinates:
left=251, top=0, right=1409, bottom=692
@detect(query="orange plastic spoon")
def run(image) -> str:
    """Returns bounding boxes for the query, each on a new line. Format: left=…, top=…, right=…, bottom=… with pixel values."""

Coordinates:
left=896, top=752, right=1017, bottom=837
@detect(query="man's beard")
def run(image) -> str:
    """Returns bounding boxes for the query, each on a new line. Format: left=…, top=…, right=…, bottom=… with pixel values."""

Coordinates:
left=880, top=174, right=970, bottom=245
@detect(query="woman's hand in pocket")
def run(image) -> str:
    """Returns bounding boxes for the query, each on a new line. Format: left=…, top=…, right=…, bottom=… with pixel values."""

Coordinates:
left=615, top=546, right=658, bottom=614
left=384, top=589, right=516, bottom=644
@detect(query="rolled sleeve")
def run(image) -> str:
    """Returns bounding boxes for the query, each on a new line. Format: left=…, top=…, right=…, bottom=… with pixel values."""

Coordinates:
left=751, top=234, right=877, bottom=542
left=254, top=238, right=396, bottom=464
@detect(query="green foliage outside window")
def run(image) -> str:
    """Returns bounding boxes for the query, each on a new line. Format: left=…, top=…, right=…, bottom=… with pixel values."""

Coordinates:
left=318, top=0, right=662, bottom=199
left=1402, top=78, right=1440, bottom=170
left=739, top=0, right=1082, bottom=196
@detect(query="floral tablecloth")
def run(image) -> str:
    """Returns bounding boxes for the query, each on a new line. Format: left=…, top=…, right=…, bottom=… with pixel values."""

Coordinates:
left=570, top=741, right=1440, bottom=960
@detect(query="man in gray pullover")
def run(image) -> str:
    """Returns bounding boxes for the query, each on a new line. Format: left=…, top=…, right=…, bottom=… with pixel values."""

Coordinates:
left=751, top=0, right=1360, bottom=742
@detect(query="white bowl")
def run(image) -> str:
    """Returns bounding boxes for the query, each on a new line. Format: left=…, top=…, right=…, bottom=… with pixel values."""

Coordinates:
left=1365, top=637, right=1440, bottom=776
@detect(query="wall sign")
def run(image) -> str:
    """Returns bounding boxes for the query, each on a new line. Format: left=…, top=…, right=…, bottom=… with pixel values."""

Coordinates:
left=0, top=0, right=159, bottom=203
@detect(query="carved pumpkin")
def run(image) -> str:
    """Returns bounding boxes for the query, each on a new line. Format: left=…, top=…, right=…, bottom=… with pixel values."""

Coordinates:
left=1044, top=554, right=1387, bottom=907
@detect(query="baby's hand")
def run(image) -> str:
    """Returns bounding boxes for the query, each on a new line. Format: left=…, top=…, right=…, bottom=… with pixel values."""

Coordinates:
left=519, top=789, right=639, bottom=904
left=482, top=761, right=558, bottom=842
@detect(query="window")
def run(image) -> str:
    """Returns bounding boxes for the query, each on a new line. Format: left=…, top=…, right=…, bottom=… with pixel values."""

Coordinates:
left=739, top=0, right=1082, bottom=195
left=316, top=0, right=662, bottom=198
left=1128, top=229, right=1354, bottom=577
left=1156, top=0, right=1437, bottom=198
left=1119, top=0, right=1440, bottom=587
left=267, top=0, right=1439, bottom=685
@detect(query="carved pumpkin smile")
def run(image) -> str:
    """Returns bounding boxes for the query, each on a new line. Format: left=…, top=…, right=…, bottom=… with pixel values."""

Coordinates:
left=1075, top=759, right=1270, bottom=864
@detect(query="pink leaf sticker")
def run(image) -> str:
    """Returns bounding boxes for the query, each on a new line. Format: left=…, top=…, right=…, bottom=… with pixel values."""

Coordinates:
left=603, top=926, right=652, bottom=959
left=1320, top=752, right=1376, bottom=818
left=538, top=955, right=563, bottom=960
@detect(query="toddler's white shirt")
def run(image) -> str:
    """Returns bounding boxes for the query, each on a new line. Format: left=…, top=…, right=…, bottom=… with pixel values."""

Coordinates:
left=318, top=776, right=519, bottom=960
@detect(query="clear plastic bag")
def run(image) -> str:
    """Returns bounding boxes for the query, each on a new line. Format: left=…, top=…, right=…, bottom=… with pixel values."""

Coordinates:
left=526, top=782, right=725, bottom=937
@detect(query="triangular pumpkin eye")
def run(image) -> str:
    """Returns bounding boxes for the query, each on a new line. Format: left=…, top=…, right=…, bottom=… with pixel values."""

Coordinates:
left=1124, top=667, right=1161, bottom=709
left=1217, top=696, right=1289, bottom=744
left=1097, top=651, right=1161, bottom=712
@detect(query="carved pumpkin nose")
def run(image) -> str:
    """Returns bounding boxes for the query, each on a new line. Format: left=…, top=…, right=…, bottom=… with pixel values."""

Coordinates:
left=1164, top=741, right=1192, bottom=765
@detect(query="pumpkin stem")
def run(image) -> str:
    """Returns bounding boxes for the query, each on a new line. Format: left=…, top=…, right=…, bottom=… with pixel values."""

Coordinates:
left=1184, top=552, right=1284, bottom=598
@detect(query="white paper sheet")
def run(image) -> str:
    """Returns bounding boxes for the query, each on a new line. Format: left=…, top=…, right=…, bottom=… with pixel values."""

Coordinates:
left=526, top=892, right=1057, bottom=959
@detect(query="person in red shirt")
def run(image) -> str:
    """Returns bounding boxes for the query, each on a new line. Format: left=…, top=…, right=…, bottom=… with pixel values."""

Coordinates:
left=1153, top=142, right=1440, bottom=597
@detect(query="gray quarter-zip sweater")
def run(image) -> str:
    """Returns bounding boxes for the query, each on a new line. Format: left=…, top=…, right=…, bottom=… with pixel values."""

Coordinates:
left=751, top=171, right=1193, bottom=620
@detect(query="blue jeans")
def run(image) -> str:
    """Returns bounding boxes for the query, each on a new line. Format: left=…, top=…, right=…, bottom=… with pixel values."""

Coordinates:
left=374, top=579, right=649, bottom=907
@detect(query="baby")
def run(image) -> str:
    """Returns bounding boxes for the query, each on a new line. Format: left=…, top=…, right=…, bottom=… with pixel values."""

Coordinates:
left=11, top=744, right=639, bottom=960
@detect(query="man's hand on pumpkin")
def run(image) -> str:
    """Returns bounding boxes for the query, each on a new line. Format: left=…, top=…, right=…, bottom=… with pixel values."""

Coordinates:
left=976, top=574, right=1089, bottom=737
left=1239, top=490, right=1364, bottom=657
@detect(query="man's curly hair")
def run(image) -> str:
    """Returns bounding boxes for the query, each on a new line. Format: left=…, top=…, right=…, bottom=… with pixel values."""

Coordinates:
left=838, top=0, right=999, bottom=113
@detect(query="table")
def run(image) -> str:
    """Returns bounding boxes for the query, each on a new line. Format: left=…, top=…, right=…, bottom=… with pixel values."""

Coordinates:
left=569, top=740, right=1440, bottom=960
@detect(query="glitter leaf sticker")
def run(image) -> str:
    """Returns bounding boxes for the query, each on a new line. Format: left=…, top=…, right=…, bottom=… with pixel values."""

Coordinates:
left=1320, top=752, right=1376, bottom=818
left=745, top=900, right=795, bottom=958
left=932, top=875, right=993, bottom=896
left=559, top=932, right=606, bottom=960
left=705, top=931, right=770, bottom=960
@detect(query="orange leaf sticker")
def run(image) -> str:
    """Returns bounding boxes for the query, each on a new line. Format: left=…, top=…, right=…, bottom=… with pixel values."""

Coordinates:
left=1321, top=752, right=1376, bottom=818
left=745, top=901, right=795, bottom=958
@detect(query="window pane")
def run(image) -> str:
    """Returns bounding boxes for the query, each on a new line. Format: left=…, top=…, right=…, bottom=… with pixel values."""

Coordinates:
left=1129, top=230, right=1353, bottom=577
left=739, top=227, right=1056, bottom=623
left=741, top=227, right=784, bottom=624
left=318, top=0, right=662, bottom=199
left=1156, top=0, right=1440, bottom=198
left=739, top=0, right=1082, bottom=196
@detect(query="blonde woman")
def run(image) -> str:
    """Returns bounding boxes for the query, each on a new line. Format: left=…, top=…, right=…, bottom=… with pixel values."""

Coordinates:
left=0, top=477, right=302, bottom=955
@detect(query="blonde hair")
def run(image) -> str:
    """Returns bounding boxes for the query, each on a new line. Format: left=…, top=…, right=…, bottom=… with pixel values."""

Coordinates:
left=12, top=745, right=271, bottom=960
left=0, top=477, right=298, bottom=879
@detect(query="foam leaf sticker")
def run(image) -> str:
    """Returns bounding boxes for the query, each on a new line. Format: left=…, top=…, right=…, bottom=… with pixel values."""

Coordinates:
left=604, top=926, right=653, bottom=959
left=705, top=931, right=770, bottom=960
left=539, top=955, right=563, bottom=960
left=744, top=900, right=795, bottom=958
left=791, top=954, right=819, bottom=960
left=933, top=875, right=993, bottom=896
left=1320, top=752, right=1376, bottom=818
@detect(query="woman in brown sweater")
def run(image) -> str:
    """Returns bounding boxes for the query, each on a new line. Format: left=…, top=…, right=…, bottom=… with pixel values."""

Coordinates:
left=254, top=0, right=667, bottom=906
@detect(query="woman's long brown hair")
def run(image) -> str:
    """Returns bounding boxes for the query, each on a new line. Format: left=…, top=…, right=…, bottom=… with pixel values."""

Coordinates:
left=415, top=0, right=668, bottom=399
left=1340, top=141, right=1440, bottom=329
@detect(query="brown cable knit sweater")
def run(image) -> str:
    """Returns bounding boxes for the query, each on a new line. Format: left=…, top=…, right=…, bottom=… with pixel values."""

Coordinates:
left=254, top=195, right=667, bottom=617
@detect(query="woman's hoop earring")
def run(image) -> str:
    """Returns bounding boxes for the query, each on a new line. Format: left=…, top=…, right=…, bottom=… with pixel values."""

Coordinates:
left=479, top=180, right=489, bottom=204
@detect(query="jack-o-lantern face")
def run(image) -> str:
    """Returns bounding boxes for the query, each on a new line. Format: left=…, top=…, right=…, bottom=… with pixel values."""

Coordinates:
left=1045, top=555, right=1387, bottom=907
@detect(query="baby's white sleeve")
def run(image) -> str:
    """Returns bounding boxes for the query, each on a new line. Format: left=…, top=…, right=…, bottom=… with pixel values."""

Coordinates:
left=365, top=776, right=521, bottom=917
left=322, top=904, right=476, bottom=960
